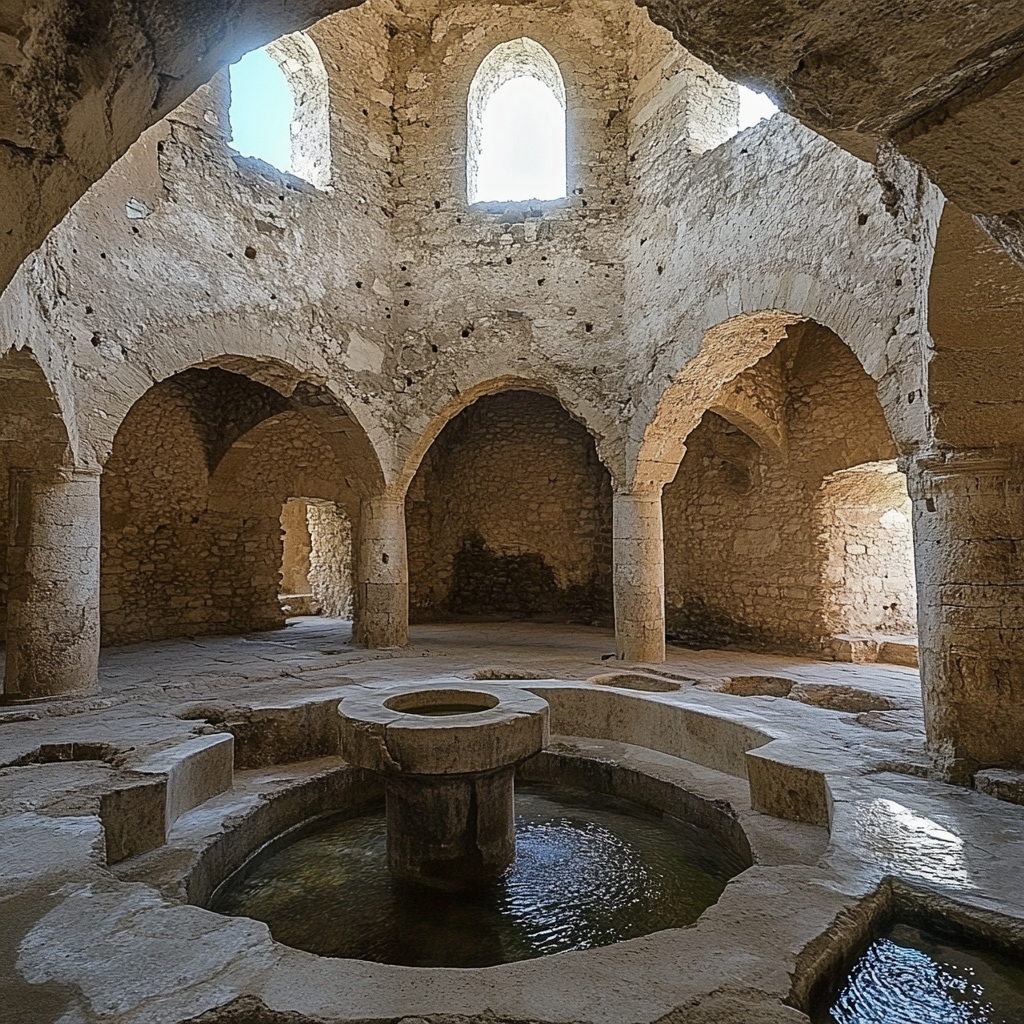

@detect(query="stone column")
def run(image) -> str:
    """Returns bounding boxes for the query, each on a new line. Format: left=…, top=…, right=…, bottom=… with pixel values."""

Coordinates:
left=385, top=767, right=516, bottom=890
left=907, top=449, right=1024, bottom=774
left=354, top=495, right=408, bottom=648
left=613, top=486, right=666, bottom=663
left=4, top=468, right=100, bottom=700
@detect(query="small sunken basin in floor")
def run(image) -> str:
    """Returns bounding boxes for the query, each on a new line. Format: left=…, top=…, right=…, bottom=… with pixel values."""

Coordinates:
left=209, top=783, right=744, bottom=967
left=817, top=922, right=1024, bottom=1023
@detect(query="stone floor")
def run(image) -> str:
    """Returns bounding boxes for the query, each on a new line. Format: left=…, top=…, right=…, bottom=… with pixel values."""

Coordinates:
left=3, top=619, right=1023, bottom=1024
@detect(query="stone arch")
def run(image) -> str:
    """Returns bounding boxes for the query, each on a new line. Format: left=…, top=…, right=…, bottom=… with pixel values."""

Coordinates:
left=632, top=309, right=913, bottom=491
left=394, top=375, right=620, bottom=499
left=208, top=409, right=360, bottom=628
left=404, top=386, right=614, bottom=625
left=466, top=37, right=567, bottom=204
left=94, top=352, right=390, bottom=490
left=260, top=31, right=332, bottom=187
left=661, top=321, right=906, bottom=654
left=707, top=391, right=786, bottom=455
left=208, top=409, right=362, bottom=515
left=454, top=27, right=583, bottom=207
left=101, top=363, right=384, bottom=643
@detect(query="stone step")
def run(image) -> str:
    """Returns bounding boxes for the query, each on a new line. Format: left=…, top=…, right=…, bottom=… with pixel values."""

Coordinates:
left=830, top=633, right=919, bottom=668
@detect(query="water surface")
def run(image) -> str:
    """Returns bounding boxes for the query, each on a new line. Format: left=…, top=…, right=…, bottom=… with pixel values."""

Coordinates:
left=212, top=785, right=743, bottom=967
left=823, top=923, right=1024, bottom=1024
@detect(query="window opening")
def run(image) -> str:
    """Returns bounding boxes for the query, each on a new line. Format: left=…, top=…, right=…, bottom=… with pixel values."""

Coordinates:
left=230, top=48, right=293, bottom=173
left=468, top=38, right=566, bottom=204
left=737, top=85, right=779, bottom=130
left=229, top=33, right=332, bottom=187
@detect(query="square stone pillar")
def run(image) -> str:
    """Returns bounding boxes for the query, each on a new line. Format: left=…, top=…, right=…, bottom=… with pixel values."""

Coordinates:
left=907, top=449, right=1024, bottom=774
left=4, top=467, right=100, bottom=700
left=613, top=487, right=666, bottom=663
left=353, top=496, right=408, bottom=648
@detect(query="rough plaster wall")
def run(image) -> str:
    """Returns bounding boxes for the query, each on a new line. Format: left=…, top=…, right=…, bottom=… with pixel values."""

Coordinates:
left=623, top=121, right=939, bottom=477
left=0, top=0, right=947, bottom=653
left=818, top=463, right=916, bottom=636
left=406, top=391, right=612, bottom=622
left=3, top=2, right=397, bottom=473
left=626, top=8, right=738, bottom=197
left=663, top=327, right=899, bottom=653
left=384, top=0, right=636, bottom=474
left=307, top=502, right=353, bottom=618
left=0, top=0, right=939, bottom=495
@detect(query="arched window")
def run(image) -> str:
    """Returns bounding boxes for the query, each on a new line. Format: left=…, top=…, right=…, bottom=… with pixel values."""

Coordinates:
left=467, top=38, right=566, bottom=204
left=229, top=32, right=331, bottom=188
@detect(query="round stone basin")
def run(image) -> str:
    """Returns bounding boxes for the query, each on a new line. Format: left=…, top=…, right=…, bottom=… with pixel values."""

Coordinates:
left=338, top=684, right=550, bottom=890
left=210, top=784, right=745, bottom=967
left=383, top=689, right=500, bottom=717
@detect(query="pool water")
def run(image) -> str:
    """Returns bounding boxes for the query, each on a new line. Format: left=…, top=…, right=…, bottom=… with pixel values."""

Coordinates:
left=211, top=785, right=744, bottom=967
left=822, top=923, right=1024, bottom=1024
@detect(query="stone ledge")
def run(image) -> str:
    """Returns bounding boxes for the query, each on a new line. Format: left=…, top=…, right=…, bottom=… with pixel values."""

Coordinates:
left=974, top=768, right=1024, bottom=807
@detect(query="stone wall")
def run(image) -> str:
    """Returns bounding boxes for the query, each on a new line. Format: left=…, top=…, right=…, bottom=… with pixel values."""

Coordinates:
left=663, top=325, right=905, bottom=653
left=406, top=391, right=612, bottom=622
left=0, top=350, right=73, bottom=647
left=307, top=502, right=354, bottom=619
left=101, top=369, right=359, bottom=644
left=0, top=0, right=946, bottom=654
left=100, top=370, right=271, bottom=643
left=280, top=499, right=313, bottom=596
left=818, top=462, right=916, bottom=636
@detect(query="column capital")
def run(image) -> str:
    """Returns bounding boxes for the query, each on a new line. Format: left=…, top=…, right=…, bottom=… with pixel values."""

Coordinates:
left=613, top=482, right=665, bottom=502
left=900, top=447, right=1022, bottom=500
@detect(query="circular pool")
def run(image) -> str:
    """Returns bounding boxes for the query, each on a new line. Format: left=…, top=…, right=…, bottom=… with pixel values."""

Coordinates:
left=211, top=784, right=745, bottom=967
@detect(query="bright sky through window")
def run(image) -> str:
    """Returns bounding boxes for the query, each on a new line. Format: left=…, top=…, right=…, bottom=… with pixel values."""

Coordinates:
left=475, top=76, right=566, bottom=203
left=229, top=47, right=293, bottom=173
left=737, top=85, right=779, bottom=130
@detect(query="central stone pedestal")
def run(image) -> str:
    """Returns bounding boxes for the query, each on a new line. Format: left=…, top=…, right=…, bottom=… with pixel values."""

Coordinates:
left=338, top=684, right=549, bottom=890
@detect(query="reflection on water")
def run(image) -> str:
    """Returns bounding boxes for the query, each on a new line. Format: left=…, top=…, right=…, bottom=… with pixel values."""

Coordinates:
left=211, top=786, right=744, bottom=967
left=824, top=924, right=1024, bottom=1024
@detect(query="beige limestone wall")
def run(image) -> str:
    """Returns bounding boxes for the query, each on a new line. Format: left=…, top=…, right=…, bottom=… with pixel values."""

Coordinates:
left=818, top=462, right=916, bottom=636
left=0, top=0, right=946, bottom=659
left=0, top=0, right=940, bottom=496
left=100, top=371, right=268, bottom=643
left=663, top=325, right=902, bottom=653
left=101, top=369, right=361, bottom=644
left=280, top=499, right=353, bottom=617
left=280, top=500, right=313, bottom=595
left=0, top=350, right=73, bottom=650
left=406, top=391, right=612, bottom=622
left=307, top=502, right=354, bottom=618
left=381, top=0, right=640, bottom=477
